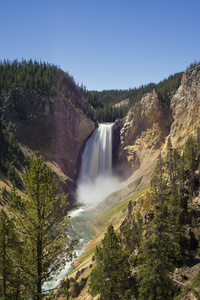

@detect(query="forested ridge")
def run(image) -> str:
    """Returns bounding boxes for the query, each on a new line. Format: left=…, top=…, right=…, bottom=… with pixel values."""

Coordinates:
left=0, top=59, right=125, bottom=122
left=91, top=71, right=183, bottom=106
left=91, top=60, right=200, bottom=107
left=0, top=59, right=92, bottom=117
left=0, top=59, right=84, bottom=98
left=0, top=59, right=189, bottom=123
left=86, top=71, right=184, bottom=122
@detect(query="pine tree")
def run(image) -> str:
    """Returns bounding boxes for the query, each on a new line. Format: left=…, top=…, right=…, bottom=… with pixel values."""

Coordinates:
left=184, top=135, right=197, bottom=198
left=137, top=217, right=178, bottom=300
left=88, top=224, right=133, bottom=300
left=9, top=152, right=76, bottom=300
left=166, top=137, right=174, bottom=182
left=0, top=209, right=20, bottom=299
left=150, top=153, right=167, bottom=206
left=137, top=154, right=179, bottom=300
left=166, top=142, right=186, bottom=263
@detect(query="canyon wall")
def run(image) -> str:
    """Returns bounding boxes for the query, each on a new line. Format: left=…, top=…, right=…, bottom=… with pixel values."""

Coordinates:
left=114, top=65, right=200, bottom=181
left=169, top=65, right=200, bottom=147
left=0, top=88, right=95, bottom=203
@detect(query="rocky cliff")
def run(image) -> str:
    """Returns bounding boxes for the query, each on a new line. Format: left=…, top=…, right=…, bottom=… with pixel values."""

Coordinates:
left=0, top=87, right=95, bottom=203
left=114, top=65, right=200, bottom=182
left=113, top=88, right=173, bottom=180
left=169, top=65, right=200, bottom=147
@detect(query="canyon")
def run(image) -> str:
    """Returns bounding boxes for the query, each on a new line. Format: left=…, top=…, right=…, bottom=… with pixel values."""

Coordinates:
left=0, top=64, right=200, bottom=299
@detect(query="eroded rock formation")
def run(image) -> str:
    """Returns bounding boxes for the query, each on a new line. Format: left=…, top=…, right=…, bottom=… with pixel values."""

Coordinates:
left=114, top=65, right=200, bottom=181
left=169, top=65, right=200, bottom=147
left=113, top=89, right=173, bottom=179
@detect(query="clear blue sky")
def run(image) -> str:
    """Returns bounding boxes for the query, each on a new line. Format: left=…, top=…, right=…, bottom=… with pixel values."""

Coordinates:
left=1, top=0, right=200, bottom=91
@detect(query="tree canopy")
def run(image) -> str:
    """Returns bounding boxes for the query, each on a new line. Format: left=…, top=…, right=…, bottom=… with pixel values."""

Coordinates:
left=89, top=224, right=133, bottom=300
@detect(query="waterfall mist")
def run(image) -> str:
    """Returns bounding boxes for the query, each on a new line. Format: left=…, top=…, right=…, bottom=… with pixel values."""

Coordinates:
left=43, top=124, right=122, bottom=292
left=77, top=123, right=121, bottom=207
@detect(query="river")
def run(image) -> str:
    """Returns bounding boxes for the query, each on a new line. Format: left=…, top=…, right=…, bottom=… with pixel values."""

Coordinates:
left=43, top=123, right=121, bottom=291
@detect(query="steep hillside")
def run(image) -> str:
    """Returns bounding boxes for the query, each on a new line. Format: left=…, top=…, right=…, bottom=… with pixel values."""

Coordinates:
left=1, top=87, right=94, bottom=180
left=0, top=61, right=96, bottom=206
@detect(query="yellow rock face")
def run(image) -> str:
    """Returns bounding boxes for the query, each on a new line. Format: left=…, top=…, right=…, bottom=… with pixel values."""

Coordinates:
left=114, top=89, right=172, bottom=180
left=170, top=66, right=200, bottom=148
left=114, top=65, right=200, bottom=181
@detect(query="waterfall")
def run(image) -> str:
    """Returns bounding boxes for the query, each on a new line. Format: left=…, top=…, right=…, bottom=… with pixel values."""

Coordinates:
left=78, top=123, right=113, bottom=182
left=77, top=123, right=120, bottom=207
left=43, top=123, right=121, bottom=292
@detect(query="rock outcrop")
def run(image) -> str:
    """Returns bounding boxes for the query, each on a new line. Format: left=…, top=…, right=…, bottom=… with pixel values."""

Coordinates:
left=169, top=65, right=200, bottom=147
left=113, top=89, right=173, bottom=179
left=114, top=65, right=200, bottom=181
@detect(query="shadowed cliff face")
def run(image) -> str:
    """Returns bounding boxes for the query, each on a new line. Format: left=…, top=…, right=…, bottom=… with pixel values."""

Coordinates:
left=0, top=88, right=95, bottom=204
left=114, top=66, right=200, bottom=182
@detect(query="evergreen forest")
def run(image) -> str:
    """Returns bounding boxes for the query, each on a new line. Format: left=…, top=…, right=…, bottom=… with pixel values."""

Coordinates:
left=0, top=59, right=185, bottom=123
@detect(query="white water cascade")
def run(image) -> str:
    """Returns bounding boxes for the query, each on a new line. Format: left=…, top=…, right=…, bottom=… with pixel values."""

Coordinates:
left=77, top=123, right=120, bottom=207
left=43, top=123, right=121, bottom=292
left=79, top=123, right=113, bottom=180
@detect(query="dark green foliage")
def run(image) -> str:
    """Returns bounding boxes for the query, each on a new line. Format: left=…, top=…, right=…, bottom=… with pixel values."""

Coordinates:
left=88, top=224, right=133, bottom=299
left=1, top=187, right=7, bottom=200
left=86, top=91, right=104, bottom=109
left=85, top=71, right=183, bottom=122
left=0, top=59, right=79, bottom=98
left=9, top=152, right=76, bottom=300
left=155, top=72, right=184, bottom=105
left=187, top=60, right=200, bottom=70
left=0, top=59, right=184, bottom=123
left=91, top=71, right=183, bottom=109
left=137, top=231, right=177, bottom=300
left=0, top=209, right=21, bottom=299
left=136, top=133, right=200, bottom=299
left=184, top=135, right=199, bottom=199
left=86, top=90, right=129, bottom=122
left=0, top=129, right=29, bottom=189
left=120, top=211, right=143, bottom=253
left=94, top=103, right=128, bottom=122
left=137, top=154, right=180, bottom=299
left=0, top=59, right=89, bottom=118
